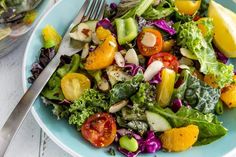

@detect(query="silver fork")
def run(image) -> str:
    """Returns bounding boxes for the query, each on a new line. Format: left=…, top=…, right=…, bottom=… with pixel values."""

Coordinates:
left=0, top=0, right=106, bottom=156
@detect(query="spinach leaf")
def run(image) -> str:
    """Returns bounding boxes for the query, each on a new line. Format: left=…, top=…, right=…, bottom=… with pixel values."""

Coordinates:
left=150, top=106, right=227, bottom=145
left=173, top=70, right=220, bottom=113
left=109, top=72, right=144, bottom=104
left=176, top=21, right=234, bottom=88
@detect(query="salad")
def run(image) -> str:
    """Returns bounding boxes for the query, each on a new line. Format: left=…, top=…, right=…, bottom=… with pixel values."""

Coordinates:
left=0, top=0, right=42, bottom=40
left=29, top=0, right=236, bottom=156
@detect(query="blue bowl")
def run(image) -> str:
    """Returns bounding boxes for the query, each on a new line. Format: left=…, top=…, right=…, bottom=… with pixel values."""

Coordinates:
left=22, top=0, right=236, bottom=157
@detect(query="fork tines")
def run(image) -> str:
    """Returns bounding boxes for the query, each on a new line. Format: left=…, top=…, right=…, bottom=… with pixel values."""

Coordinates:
left=82, top=0, right=106, bottom=22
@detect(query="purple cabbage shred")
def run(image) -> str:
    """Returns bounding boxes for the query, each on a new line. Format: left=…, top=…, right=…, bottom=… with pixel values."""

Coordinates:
left=117, top=129, right=162, bottom=157
left=171, top=99, right=183, bottom=112
left=149, top=71, right=162, bottom=84
left=214, top=47, right=228, bottom=64
left=96, top=18, right=115, bottom=33
left=124, top=63, right=145, bottom=76
left=149, top=19, right=176, bottom=35
left=110, top=3, right=118, bottom=10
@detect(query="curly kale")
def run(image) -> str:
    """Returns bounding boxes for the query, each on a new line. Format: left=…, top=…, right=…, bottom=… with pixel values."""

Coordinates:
left=68, top=89, right=109, bottom=130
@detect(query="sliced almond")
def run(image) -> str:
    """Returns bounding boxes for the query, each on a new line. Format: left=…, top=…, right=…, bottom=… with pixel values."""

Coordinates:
left=115, top=52, right=125, bottom=67
left=141, top=32, right=156, bottom=47
left=109, top=100, right=129, bottom=113
left=125, top=49, right=139, bottom=65
left=144, top=61, right=163, bottom=81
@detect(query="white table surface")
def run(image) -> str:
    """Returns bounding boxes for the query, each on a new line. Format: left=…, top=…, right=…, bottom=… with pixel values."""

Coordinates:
left=0, top=1, right=72, bottom=156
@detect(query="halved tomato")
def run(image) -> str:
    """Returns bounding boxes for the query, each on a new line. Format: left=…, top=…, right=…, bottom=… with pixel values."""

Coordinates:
left=61, top=73, right=90, bottom=101
left=137, top=28, right=163, bottom=56
left=148, top=52, right=179, bottom=72
left=81, top=113, right=117, bottom=147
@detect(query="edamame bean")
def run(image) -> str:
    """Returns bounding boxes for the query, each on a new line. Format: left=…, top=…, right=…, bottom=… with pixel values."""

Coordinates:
left=215, top=100, right=224, bottom=115
left=119, top=135, right=139, bottom=152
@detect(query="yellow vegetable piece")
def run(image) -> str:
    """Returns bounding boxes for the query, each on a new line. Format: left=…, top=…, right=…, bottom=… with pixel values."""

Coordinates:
left=85, top=35, right=118, bottom=70
left=221, top=75, right=236, bottom=108
left=23, top=10, right=37, bottom=25
left=175, top=0, right=201, bottom=15
left=156, top=68, right=176, bottom=107
left=42, top=25, right=62, bottom=49
left=162, top=39, right=175, bottom=52
left=160, top=125, right=199, bottom=152
left=61, top=73, right=91, bottom=101
left=96, top=26, right=112, bottom=41
left=208, top=1, right=236, bottom=58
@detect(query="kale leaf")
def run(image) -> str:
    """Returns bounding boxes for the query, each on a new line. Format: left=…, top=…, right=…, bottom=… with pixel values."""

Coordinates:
left=173, top=70, right=220, bottom=114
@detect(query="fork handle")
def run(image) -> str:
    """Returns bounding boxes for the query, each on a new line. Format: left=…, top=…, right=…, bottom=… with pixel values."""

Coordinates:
left=0, top=54, right=61, bottom=157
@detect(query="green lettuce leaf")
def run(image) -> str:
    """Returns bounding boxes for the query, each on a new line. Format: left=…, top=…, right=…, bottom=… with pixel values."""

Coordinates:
left=176, top=21, right=234, bottom=88
left=142, top=0, right=174, bottom=20
left=121, top=0, right=154, bottom=19
left=149, top=106, right=227, bottom=145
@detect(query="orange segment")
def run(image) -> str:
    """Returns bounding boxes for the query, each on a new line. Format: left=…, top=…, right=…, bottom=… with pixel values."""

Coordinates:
left=160, top=125, right=199, bottom=152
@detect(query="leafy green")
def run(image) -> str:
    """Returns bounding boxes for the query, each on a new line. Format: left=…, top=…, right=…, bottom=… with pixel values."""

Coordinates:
left=52, top=104, right=70, bottom=119
left=196, top=18, right=214, bottom=42
left=109, top=72, right=144, bottom=104
left=121, top=0, right=154, bottom=19
left=68, top=89, right=109, bottom=129
left=176, top=21, right=234, bottom=88
left=57, top=54, right=80, bottom=78
left=121, top=107, right=146, bottom=121
left=173, top=70, right=220, bottom=113
left=41, top=73, right=64, bottom=101
left=198, top=0, right=209, bottom=17
left=127, top=120, right=148, bottom=133
left=131, top=82, right=156, bottom=107
left=142, top=0, right=175, bottom=20
left=150, top=106, right=228, bottom=145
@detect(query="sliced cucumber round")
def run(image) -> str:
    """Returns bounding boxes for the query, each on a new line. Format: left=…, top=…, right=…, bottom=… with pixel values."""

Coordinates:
left=146, top=111, right=172, bottom=132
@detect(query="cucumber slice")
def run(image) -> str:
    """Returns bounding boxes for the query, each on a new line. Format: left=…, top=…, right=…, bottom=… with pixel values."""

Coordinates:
left=146, top=111, right=172, bottom=132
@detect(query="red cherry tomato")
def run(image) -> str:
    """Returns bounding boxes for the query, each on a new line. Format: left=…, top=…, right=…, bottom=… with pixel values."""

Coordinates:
left=137, top=28, right=163, bottom=56
left=81, top=113, right=116, bottom=148
left=148, top=52, right=179, bottom=72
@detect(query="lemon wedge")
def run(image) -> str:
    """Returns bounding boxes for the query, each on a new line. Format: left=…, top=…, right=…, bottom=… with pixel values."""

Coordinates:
left=0, top=27, right=12, bottom=41
left=208, top=1, right=236, bottom=58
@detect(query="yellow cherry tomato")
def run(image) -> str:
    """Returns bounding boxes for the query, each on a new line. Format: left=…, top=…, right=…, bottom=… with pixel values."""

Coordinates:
left=85, top=34, right=118, bottom=70
left=61, top=73, right=91, bottom=101
left=175, top=0, right=201, bottom=15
